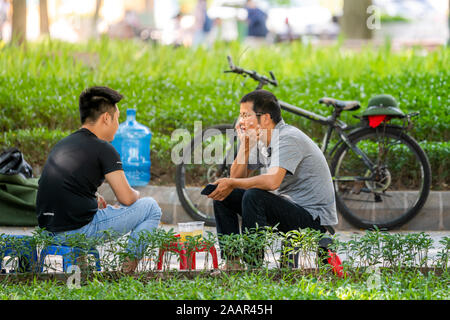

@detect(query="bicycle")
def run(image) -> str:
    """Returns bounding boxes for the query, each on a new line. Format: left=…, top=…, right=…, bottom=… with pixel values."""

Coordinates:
left=175, top=56, right=431, bottom=230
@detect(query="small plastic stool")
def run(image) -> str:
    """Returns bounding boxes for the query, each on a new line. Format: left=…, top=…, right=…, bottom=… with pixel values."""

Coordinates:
left=157, top=235, right=188, bottom=270
left=0, top=235, right=38, bottom=273
left=186, top=243, right=219, bottom=270
left=157, top=235, right=219, bottom=271
left=39, top=245, right=101, bottom=272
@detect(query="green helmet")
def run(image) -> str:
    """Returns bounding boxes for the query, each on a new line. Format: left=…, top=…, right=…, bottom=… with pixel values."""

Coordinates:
left=362, top=94, right=405, bottom=117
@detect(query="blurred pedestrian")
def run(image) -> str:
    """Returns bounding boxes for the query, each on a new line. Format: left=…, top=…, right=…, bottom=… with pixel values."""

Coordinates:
left=123, top=10, right=142, bottom=37
left=173, top=12, right=185, bottom=47
left=192, top=0, right=212, bottom=47
left=245, top=0, right=268, bottom=47
left=207, top=18, right=227, bottom=47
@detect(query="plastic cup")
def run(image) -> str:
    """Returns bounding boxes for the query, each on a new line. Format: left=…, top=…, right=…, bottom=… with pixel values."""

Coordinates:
left=178, top=221, right=205, bottom=242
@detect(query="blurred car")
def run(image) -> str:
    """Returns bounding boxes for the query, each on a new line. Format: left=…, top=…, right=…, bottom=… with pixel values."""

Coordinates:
left=207, top=0, right=339, bottom=41
left=266, top=0, right=338, bottom=40
left=373, top=0, right=437, bottom=20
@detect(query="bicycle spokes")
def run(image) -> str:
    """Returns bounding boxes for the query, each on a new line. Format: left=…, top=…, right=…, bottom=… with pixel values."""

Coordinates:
left=332, top=128, right=428, bottom=228
left=176, top=125, right=237, bottom=224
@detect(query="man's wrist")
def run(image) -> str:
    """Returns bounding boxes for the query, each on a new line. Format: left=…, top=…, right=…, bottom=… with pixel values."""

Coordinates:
left=240, top=143, right=250, bottom=156
left=228, top=178, right=239, bottom=189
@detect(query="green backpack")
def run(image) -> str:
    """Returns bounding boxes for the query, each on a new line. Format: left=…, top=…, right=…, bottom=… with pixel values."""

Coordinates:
left=0, top=174, right=38, bottom=226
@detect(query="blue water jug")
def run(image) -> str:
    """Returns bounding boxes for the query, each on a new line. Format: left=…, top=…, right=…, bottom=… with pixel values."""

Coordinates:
left=112, top=109, right=151, bottom=186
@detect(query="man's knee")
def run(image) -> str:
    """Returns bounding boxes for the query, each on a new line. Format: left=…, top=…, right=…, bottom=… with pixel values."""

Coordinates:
left=213, top=199, right=225, bottom=208
left=213, top=199, right=227, bottom=218
left=242, top=188, right=266, bottom=204
left=136, top=197, right=162, bottom=219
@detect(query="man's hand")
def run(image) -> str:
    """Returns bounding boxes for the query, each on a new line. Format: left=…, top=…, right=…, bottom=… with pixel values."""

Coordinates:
left=207, top=178, right=235, bottom=201
left=96, top=192, right=107, bottom=209
left=235, top=122, right=260, bottom=151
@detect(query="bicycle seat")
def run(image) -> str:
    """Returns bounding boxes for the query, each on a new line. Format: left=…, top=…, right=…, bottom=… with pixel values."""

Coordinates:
left=319, top=97, right=361, bottom=111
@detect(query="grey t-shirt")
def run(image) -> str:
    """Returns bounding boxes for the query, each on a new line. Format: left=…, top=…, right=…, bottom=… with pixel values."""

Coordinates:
left=248, top=120, right=338, bottom=226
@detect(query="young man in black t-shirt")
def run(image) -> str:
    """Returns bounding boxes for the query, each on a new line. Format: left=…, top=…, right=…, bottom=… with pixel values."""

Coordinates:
left=36, top=86, right=161, bottom=273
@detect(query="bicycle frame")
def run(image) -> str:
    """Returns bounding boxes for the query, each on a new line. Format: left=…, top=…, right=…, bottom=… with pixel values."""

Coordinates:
left=282, top=100, right=376, bottom=168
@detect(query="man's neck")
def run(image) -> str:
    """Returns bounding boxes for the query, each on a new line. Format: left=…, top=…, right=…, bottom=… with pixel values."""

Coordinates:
left=81, top=124, right=105, bottom=141
left=261, top=124, right=276, bottom=147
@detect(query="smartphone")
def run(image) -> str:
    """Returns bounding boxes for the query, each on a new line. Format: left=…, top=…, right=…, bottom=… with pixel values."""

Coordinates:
left=201, top=184, right=217, bottom=196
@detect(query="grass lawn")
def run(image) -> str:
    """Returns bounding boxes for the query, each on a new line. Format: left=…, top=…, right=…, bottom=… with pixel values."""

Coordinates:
left=1, top=270, right=448, bottom=300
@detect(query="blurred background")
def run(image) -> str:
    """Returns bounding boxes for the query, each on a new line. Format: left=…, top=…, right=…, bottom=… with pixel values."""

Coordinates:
left=0, top=0, right=449, bottom=47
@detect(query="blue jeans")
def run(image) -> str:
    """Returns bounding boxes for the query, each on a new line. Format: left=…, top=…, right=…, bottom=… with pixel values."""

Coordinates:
left=54, top=197, right=162, bottom=258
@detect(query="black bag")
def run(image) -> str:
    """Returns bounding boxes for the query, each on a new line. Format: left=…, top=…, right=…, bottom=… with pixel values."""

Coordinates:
left=0, top=147, right=33, bottom=179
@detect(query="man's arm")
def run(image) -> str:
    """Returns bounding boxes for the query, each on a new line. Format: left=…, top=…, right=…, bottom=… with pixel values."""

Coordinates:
left=230, top=145, right=255, bottom=178
left=105, top=170, right=140, bottom=206
left=232, top=166, right=286, bottom=191
left=208, top=167, right=287, bottom=201
left=230, top=124, right=259, bottom=178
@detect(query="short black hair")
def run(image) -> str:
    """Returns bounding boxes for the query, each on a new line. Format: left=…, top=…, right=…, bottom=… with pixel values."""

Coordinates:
left=79, top=86, right=123, bottom=124
left=240, top=90, right=282, bottom=124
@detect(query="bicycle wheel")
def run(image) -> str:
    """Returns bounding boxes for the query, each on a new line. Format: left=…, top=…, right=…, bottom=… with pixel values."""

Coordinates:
left=330, top=126, right=431, bottom=230
left=175, top=124, right=237, bottom=226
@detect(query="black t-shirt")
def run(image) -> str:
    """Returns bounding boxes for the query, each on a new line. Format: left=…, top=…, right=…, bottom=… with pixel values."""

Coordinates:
left=36, top=128, right=123, bottom=232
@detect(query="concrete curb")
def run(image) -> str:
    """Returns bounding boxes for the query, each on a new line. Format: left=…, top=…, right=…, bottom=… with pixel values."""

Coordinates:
left=98, top=184, right=450, bottom=231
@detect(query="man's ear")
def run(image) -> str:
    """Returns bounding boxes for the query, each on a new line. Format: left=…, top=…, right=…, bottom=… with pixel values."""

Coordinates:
left=263, top=113, right=272, bottom=127
left=101, top=112, right=111, bottom=125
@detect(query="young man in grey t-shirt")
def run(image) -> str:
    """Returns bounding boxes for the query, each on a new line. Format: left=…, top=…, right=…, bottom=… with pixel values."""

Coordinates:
left=208, top=90, right=338, bottom=268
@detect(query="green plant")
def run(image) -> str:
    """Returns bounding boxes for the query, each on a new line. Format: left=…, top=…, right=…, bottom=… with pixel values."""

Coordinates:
left=435, top=236, right=450, bottom=271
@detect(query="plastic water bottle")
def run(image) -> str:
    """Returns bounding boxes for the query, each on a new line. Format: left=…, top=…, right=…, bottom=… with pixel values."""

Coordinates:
left=112, top=109, right=151, bottom=186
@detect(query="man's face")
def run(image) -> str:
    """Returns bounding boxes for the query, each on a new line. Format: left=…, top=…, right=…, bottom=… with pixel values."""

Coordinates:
left=238, top=102, right=259, bottom=133
left=238, top=101, right=271, bottom=132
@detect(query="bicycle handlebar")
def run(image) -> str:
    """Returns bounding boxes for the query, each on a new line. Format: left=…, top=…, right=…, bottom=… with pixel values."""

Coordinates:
left=225, top=55, right=278, bottom=87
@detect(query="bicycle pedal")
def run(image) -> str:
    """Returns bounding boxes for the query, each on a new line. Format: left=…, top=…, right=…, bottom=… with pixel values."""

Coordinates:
left=374, top=194, right=382, bottom=202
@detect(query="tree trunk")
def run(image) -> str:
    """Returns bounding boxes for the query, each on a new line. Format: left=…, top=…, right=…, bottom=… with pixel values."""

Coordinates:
left=11, top=0, right=27, bottom=45
left=341, top=0, right=373, bottom=40
left=39, top=0, right=49, bottom=36
left=91, top=0, right=103, bottom=38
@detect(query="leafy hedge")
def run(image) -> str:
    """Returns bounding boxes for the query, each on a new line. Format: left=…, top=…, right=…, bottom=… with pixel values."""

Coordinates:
left=0, top=39, right=448, bottom=187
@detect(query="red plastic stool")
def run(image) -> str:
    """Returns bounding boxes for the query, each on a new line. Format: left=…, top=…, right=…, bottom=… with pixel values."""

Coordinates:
left=156, top=235, right=219, bottom=270
left=186, top=243, right=219, bottom=270
left=156, top=235, right=188, bottom=270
